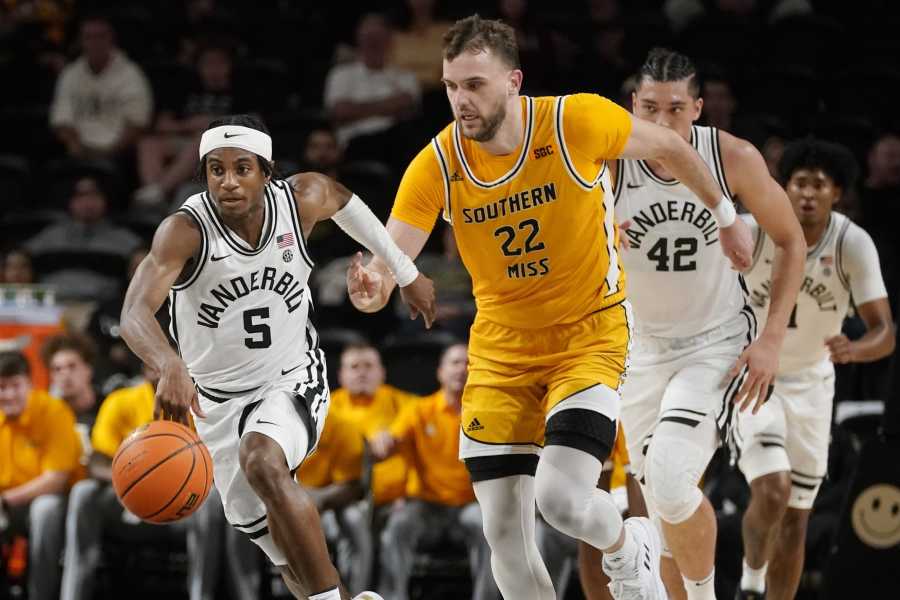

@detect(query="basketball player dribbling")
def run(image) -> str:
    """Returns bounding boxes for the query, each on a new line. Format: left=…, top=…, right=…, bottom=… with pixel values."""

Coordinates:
left=612, top=49, right=806, bottom=600
left=736, top=138, right=894, bottom=600
left=120, top=114, right=434, bottom=600
left=347, top=16, right=755, bottom=600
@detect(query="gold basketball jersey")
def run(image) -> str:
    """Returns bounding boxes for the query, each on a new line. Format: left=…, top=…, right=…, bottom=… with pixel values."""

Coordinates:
left=392, top=93, right=632, bottom=329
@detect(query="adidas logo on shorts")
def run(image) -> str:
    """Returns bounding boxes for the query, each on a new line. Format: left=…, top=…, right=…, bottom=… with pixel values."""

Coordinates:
left=466, top=417, right=484, bottom=432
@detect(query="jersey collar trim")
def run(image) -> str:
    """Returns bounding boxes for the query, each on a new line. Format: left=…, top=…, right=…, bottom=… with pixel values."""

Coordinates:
left=201, top=184, right=277, bottom=256
left=452, top=96, right=534, bottom=189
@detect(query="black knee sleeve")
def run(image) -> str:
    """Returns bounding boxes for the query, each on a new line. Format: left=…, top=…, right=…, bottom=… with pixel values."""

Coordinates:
left=544, top=408, right=615, bottom=462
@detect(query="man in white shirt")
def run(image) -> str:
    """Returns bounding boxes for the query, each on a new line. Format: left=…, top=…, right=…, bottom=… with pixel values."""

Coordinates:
left=49, top=14, right=153, bottom=159
left=323, top=13, right=420, bottom=150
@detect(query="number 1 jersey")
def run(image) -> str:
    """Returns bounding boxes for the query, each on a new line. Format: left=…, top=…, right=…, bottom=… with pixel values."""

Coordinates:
left=614, top=125, right=746, bottom=338
left=391, top=94, right=632, bottom=329
left=170, top=180, right=317, bottom=393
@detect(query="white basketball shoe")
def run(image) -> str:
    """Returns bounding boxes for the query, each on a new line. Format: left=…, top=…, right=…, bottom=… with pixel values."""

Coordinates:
left=602, top=517, right=668, bottom=600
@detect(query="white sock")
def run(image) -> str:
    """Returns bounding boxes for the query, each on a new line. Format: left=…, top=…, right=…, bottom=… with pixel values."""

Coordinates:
left=683, top=569, right=716, bottom=600
left=740, top=559, right=767, bottom=592
left=309, top=586, right=341, bottom=600
left=603, top=524, right=637, bottom=567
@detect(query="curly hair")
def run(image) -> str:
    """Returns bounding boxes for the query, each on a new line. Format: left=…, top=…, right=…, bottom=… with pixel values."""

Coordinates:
left=777, top=138, right=859, bottom=190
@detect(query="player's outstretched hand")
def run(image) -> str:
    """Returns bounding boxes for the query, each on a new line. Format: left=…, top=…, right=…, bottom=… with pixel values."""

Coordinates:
left=400, top=273, right=436, bottom=329
left=724, top=336, right=778, bottom=414
left=347, top=252, right=386, bottom=312
left=155, top=357, right=203, bottom=425
left=718, top=217, right=753, bottom=271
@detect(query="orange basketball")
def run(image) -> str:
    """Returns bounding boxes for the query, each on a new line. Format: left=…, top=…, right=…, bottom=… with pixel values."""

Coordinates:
left=112, top=420, right=213, bottom=524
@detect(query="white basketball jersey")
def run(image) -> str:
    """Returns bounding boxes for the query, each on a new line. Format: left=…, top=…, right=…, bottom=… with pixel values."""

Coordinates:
left=170, top=180, right=319, bottom=393
left=614, top=125, right=746, bottom=338
left=744, top=211, right=888, bottom=375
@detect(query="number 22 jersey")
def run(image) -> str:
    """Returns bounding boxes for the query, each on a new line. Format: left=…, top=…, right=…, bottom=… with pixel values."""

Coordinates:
left=391, top=94, right=632, bottom=329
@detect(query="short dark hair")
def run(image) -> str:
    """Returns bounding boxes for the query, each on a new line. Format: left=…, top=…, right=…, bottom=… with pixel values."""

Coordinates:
left=197, top=114, right=275, bottom=183
left=777, top=138, right=859, bottom=190
left=41, top=332, right=97, bottom=369
left=341, top=340, right=379, bottom=358
left=0, top=351, right=31, bottom=378
left=443, top=14, right=520, bottom=69
left=638, top=47, right=700, bottom=98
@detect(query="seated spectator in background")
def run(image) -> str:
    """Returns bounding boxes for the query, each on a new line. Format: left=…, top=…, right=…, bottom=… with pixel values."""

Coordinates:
left=298, top=407, right=370, bottom=594
left=300, top=126, right=344, bottom=180
left=60, top=363, right=224, bottom=600
left=49, top=14, right=152, bottom=160
left=324, top=13, right=420, bottom=162
left=371, top=343, right=498, bottom=600
left=85, top=247, right=152, bottom=393
left=699, top=69, right=737, bottom=131
left=329, top=342, right=417, bottom=514
left=0, top=350, right=82, bottom=600
left=25, top=176, right=141, bottom=302
left=2, top=249, right=34, bottom=285
left=41, top=333, right=101, bottom=463
left=134, top=41, right=247, bottom=208
left=390, top=0, right=451, bottom=93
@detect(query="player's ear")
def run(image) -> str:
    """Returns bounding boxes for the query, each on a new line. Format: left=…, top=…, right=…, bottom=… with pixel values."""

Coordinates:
left=833, top=185, right=843, bottom=207
left=693, top=96, right=704, bottom=122
left=508, top=69, right=523, bottom=96
left=267, top=160, right=275, bottom=182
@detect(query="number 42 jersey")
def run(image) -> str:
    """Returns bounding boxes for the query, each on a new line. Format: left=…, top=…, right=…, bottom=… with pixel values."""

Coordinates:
left=614, top=125, right=746, bottom=338
left=170, top=180, right=318, bottom=393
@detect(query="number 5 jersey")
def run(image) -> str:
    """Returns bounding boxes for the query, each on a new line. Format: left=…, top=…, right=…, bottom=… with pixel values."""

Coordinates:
left=169, top=180, right=319, bottom=394
left=391, top=93, right=632, bottom=329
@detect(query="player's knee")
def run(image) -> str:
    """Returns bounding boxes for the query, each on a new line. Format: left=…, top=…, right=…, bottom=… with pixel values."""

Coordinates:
left=751, top=471, right=791, bottom=517
left=645, top=436, right=704, bottom=524
left=240, top=437, right=291, bottom=500
left=535, top=480, right=579, bottom=535
left=480, top=506, right=521, bottom=550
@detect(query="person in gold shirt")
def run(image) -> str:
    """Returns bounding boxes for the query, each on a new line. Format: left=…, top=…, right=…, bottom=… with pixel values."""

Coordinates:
left=329, top=342, right=418, bottom=508
left=0, top=350, right=81, bottom=600
left=347, top=14, right=757, bottom=600
left=59, top=363, right=239, bottom=600
left=370, top=343, right=498, bottom=600
left=297, top=406, right=369, bottom=594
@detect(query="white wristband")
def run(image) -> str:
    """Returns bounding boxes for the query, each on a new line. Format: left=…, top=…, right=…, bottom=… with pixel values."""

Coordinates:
left=711, top=195, right=736, bottom=227
left=331, top=195, right=419, bottom=287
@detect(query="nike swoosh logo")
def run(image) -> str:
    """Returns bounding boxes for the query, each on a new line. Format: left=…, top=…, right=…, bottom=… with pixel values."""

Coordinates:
left=210, top=254, right=230, bottom=262
left=281, top=364, right=303, bottom=375
left=627, top=183, right=643, bottom=189
left=223, top=132, right=245, bottom=138
left=256, top=419, right=279, bottom=426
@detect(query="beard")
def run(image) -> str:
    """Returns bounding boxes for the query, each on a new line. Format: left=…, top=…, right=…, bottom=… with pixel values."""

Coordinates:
left=459, top=99, right=507, bottom=142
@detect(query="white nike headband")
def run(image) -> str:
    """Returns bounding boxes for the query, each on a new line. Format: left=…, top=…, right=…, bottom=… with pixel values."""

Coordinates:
left=199, top=125, right=273, bottom=161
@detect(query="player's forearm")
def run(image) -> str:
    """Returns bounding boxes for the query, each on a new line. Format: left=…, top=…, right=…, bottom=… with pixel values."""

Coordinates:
left=88, top=453, right=114, bottom=482
left=308, top=481, right=365, bottom=512
left=762, top=239, right=806, bottom=343
left=656, top=133, right=726, bottom=211
left=120, top=301, right=181, bottom=373
left=850, top=323, right=896, bottom=363
left=1, top=471, right=69, bottom=507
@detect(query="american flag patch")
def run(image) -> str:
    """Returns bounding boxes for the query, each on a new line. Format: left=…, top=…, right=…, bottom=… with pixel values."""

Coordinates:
left=276, top=232, right=295, bottom=248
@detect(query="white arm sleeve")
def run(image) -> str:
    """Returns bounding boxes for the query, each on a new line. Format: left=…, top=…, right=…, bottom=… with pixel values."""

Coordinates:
left=840, top=223, right=888, bottom=306
left=331, top=195, right=419, bottom=287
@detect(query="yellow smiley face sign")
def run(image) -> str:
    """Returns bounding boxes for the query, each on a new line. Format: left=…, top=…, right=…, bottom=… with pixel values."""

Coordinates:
left=851, top=484, right=900, bottom=549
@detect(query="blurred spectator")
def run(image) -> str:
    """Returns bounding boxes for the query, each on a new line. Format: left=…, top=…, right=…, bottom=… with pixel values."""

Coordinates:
left=0, top=350, right=81, bottom=600
left=577, top=20, right=630, bottom=98
left=59, top=363, right=226, bottom=600
left=48, top=14, right=153, bottom=160
left=298, top=407, right=369, bottom=593
left=41, top=332, right=100, bottom=447
left=324, top=13, right=421, bottom=156
left=762, top=134, right=786, bottom=178
left=371, top=343, right=498, bottom=600
left=300, top=126, right=344, bottom=180
left=390, top=0, right=451, bottom=93
left=330, top=342, right=418, bottom=508
left=860, top=133, right=900, bottom=306
left=134, top=41, right=247, bottom=208
left=700, top=69, right=737, bottom=131
left=394, top=223, right=474, bottom=339
left=2, top=248, right=34, bottom=284
left=664, top=0, right=813, bottom=33
left=25, top=176, right=141, bottom=302
left=85, top=247, right=153, bottom=393
left=497, top=0, right=557, bottom=94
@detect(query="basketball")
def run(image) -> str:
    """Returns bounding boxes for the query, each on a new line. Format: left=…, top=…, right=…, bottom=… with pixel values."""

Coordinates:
left=111, top=420, right=213, bottom=524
